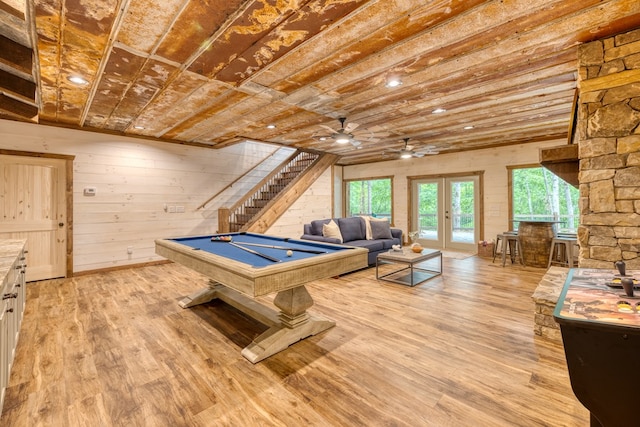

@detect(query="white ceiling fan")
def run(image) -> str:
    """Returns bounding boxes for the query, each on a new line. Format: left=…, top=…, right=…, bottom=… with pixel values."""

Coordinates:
left=384, top=138, right=439, bottom=159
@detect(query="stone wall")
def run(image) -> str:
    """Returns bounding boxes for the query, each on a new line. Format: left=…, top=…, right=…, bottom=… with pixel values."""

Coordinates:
left=577, top=28, right=640, bottom=269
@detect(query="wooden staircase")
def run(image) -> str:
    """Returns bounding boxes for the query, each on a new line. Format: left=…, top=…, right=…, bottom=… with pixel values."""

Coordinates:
left=218, top=151, right=339, bottom=233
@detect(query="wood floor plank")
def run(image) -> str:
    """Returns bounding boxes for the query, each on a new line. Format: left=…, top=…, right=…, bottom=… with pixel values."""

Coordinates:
left=1, top=257, right=589, bottom=426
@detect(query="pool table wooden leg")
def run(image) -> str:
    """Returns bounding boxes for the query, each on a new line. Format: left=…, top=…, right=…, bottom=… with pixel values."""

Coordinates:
left=178, top=282, right=219, bottom=308
left=242, top=286, right=335, bottom=363
left=179, top=281, right=335, bottom=363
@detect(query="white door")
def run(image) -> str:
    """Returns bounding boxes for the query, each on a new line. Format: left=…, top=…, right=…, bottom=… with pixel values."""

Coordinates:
left=0, top=155, right=67, bottom=281
left=411, top=176, right=479, bottom=252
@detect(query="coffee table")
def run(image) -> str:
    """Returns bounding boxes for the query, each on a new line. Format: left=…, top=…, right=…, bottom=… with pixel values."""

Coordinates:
left=376, top=248, right=442, bottom=286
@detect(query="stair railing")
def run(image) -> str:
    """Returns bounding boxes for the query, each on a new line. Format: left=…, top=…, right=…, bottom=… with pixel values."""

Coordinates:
left=218, top=150, right=319, bottom=232
left=197, top=147, right=281, bottom=210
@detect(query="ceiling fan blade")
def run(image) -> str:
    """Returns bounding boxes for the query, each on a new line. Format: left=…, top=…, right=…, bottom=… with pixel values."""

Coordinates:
left=350, top=139, right=362, bottom=147
left=344, top=122, right=360, bottom=133
left=319, top=124, right=337, bottom=133
left=413, top=152, right=425, bottom=158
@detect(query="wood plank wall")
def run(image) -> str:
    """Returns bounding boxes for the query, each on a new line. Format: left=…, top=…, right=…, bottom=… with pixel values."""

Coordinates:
left=1, top=118, right=573, bottom=274
left=341, top=139, right=569, bottom=244
left=0, top=120, right=293, bottom=273
left=267, top=167, right=333, bottom=239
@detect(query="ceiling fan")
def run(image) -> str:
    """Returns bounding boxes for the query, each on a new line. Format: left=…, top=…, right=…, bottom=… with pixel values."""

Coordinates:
left=313, top=117, right=363, bottom=148
left=384, top=138, right=439, bottom=159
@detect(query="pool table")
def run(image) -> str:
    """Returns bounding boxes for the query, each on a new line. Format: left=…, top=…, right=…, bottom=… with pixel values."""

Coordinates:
left=155, top=232, right=368, bottom=363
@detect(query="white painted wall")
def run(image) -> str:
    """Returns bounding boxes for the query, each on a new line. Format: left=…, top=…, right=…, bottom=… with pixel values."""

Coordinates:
left=0, top=119, right=292, bottom=272
left=340, top=140, right=568, bottom=247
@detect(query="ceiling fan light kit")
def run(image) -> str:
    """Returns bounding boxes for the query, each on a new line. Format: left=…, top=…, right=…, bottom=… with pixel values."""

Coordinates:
left=335, top=133, right=351, bottom=144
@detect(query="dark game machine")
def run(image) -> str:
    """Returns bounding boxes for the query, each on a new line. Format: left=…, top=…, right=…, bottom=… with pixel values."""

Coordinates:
left=554, top=261, right=640, bottom=427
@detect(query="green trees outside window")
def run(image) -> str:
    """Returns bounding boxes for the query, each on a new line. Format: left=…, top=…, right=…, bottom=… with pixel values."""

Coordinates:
left=345, top=178, right=392, bottom=222
left=512, top=167, right=579, bottom=233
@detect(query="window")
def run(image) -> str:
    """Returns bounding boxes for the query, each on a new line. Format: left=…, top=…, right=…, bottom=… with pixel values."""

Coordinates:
left=509, top=166, right=579, bottom=233
left=344, top=177, right=393, bottom=222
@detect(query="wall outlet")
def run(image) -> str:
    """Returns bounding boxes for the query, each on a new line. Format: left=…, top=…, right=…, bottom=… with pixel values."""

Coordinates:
left=176, top=206, right=185, bottom=213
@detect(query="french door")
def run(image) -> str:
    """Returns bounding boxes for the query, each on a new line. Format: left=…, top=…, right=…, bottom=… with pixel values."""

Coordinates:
left=410, top=175, right=480, bottom=251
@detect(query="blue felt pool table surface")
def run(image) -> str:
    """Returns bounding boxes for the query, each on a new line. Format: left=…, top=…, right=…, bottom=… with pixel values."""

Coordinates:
left=169, top=232, right=352, bottom=268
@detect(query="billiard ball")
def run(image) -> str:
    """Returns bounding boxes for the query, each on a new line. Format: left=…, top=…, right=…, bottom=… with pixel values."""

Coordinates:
left=286, top=250, right=293, bottom=257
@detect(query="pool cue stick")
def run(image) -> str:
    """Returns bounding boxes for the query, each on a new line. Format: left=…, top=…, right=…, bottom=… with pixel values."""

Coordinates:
left=229, top=242, right=281, bottom=262
left=234, top=242, right=327, bottom=254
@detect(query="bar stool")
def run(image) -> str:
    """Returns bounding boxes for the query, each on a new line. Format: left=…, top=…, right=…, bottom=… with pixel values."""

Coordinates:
left=547, top=236, right=578, bottom=267
left=493, top=232, right=522, bottom=266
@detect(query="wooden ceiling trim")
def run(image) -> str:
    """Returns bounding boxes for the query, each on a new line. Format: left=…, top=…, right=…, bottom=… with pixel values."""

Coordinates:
left=0, top=1, right=24, bottom=19
left=0, top=34, right=32, bottom=75
left=0, top=92, right=38, bottom=120
left=0, top=67, right=36, bottom=102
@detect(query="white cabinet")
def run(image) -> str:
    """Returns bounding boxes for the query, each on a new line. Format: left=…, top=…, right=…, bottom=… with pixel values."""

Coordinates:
left=0, top=240, right=26, bottom=416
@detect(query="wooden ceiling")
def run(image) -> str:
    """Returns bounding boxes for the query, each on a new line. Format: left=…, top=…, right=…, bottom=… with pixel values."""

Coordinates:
left=2, top=1, right=640, bottom=165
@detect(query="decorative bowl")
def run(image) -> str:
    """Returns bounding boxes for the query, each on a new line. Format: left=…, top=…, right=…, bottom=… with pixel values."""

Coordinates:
left=411, top=246, right=423, bottom=253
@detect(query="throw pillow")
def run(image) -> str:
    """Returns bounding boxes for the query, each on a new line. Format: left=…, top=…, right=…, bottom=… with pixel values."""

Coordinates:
left=323, top=220, right=343, bottom=243
left=338, top=216, right=366, bottom=241
left=371, top=220, right=393, bottom=239
left=360, top=215, right=373, bottom=240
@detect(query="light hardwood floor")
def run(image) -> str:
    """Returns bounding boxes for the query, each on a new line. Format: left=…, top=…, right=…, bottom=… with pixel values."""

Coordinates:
left=1, top=255, right=589, bottom=426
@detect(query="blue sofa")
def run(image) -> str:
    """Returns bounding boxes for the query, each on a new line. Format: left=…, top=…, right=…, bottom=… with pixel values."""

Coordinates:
left=300, top=217, right=403, bottom=265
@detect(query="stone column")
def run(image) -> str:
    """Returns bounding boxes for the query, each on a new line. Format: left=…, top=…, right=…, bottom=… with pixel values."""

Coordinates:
left=577, top=28, right=640, bottom=269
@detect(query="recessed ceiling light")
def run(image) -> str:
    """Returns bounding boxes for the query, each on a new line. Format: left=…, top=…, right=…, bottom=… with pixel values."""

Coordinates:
left=463, top=125, right=474, bottom=130
left=385, top=79, right=403, bottom=88
left=133, top=125, right=145, bottom=130
left=266, top=124, right=276, bottom=129
left=68, top=76, right=88, bottom=85
left=432, top=107, right=446, bottom=114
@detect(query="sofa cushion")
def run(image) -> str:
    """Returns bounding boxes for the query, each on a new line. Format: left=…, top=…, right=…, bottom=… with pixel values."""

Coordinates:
left=310, top=219, right=331, bottom=235
left=346, top=239, right=384, bottom=252
left=322, top=220, right=343, bottom=243
left=337, top=217, right=366, bottom=242
left=380, top=239, right=398, bottom=250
